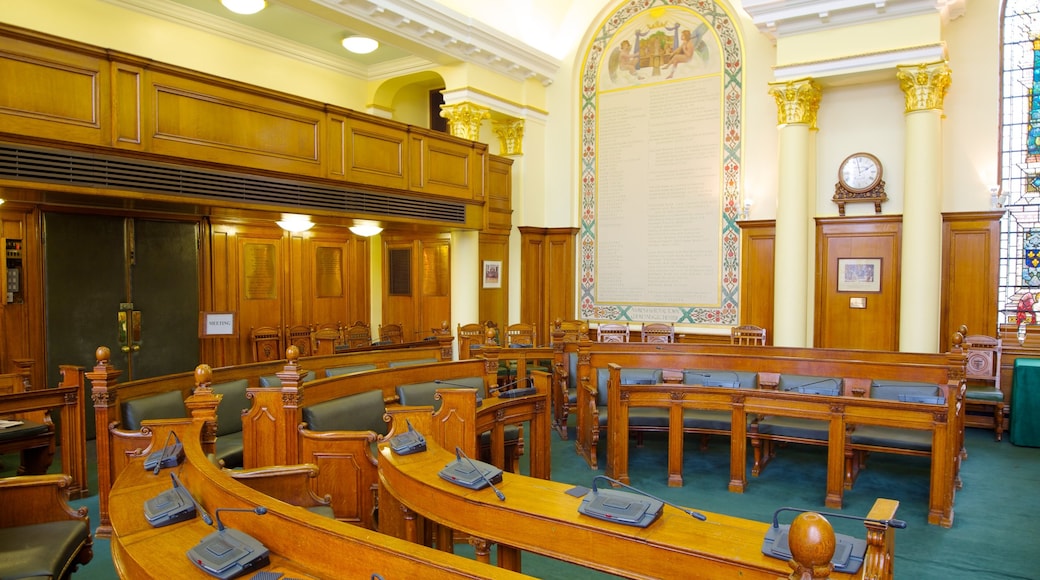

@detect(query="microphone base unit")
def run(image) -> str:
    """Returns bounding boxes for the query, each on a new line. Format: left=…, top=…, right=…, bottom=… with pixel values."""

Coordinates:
left=143, top=443, right=184, bottom=471
left=188, top=528, right=270, bottom=580
left=143, top=486, right=197, bottom=527
left=578, top=489, right=663, bottom=528
left=497, top=386, right=537, bottom=399
left=438, top=458, right=503, bottom=490
left=388, top=430, right=426, bottom=455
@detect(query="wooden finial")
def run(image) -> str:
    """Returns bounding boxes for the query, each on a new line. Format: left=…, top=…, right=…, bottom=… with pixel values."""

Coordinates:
left=787, top=512, right=835, bottom=579
left=194, top=364, right=213, bottom=389
left=286, top=344, right=300, bottom=362
left=95, top=346, right=111, bottom=364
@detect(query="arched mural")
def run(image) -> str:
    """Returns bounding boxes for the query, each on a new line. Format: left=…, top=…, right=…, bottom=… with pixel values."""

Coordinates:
left=579, top=1, right=743, bottom=326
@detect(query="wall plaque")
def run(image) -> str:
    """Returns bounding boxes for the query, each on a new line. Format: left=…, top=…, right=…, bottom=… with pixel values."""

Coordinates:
left=244, top=243, right=277, bottom=300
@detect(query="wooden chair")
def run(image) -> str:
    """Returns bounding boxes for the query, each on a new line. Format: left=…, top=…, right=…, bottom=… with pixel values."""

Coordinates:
left=313, top=322, right=343, bottom=355
left=286, top=324, right=314, bottom=357
left=0, top=474, right=93, bottom=579
left=955, top=330, right=1006, bottom=440
left=731, top=324, right=766, bottom=346
left=378, top=323, right=405, bottom=345
left=505, top=322, right=537, bottom=347
left=551, top=319, right=586, bottom=344
left=249, top=325, right=283, bottom=362
left=224, top=463, right=334, bottom=518
left=457, top=322, right=491, bottom=359
left=344, top=321, right=373, bottom=349
left=596, top=323, right=630, bottom=343
left=641, top=322, right=675, bottom=343
left=0, top=372, right=55, bottom=476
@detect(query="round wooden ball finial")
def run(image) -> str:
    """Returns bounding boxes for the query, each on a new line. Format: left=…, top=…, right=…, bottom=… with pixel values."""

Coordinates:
left=579, top=321, right=589, bottom=335
left=95, top=346, right=111, bottom=363
left=788, top=512, right=835, bottom=577
left=194, top=364, right=213, bottom=385
left=286, top=345, right=300, bottom=362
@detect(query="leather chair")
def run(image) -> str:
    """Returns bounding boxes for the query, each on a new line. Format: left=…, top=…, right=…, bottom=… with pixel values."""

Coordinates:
left=0, top=474, right=93, bottom=579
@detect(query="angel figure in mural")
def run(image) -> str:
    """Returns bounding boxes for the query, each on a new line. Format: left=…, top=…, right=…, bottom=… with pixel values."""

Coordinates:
left=608, top=39, right=645, bottom=84
left=662, top=24, right=710, bottom=79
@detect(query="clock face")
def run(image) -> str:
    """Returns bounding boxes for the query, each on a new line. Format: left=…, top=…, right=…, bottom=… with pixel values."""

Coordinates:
left=840, top=154, right=880, bottom=191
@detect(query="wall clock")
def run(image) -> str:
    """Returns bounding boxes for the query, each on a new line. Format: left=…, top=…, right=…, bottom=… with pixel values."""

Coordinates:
left=833, top=152, right=887, bottom=216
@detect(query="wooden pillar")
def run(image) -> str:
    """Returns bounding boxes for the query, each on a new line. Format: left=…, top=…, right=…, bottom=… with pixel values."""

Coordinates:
left=85, top=346, right=122, bottom=538
left=184, top=364, right=220, bottom=458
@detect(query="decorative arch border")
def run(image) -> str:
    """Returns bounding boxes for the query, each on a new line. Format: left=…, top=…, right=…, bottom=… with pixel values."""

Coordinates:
left=578, top=0, right=743, bottom=325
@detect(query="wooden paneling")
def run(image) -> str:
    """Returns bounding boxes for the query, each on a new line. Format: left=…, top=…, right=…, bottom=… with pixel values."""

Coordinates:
left=342, top=114, right=408, bottom=188
left=479, top=233, right=509, bottom=328
left=0, top=33, right=108, bottom=146
left=111, top=62, right=143, bottom=147
left=325, top=113, right=347, bottom=180
left=519, top=227, right=577, bottom=342
left=814, top=216, right=901, bottom=350
left=148, top=72, right=322, bottom=175
left=486, top=155, right=513, bottom=233
left=738, top=220, right=775, bottom=343
left=409, top=129, right=483, bottom=199
left=941, top=212, right=1002, bottom=350
left=420, top=239, right=451, bottom=337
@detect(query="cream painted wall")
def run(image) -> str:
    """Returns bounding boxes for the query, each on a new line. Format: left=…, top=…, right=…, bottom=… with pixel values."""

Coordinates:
left=2, top=0, right=371, bottom=111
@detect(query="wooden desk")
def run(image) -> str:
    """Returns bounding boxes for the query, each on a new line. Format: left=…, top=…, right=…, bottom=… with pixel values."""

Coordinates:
left=108, top=419, right=530, bottom=579
left=1011, top=358, right=1040, bottom=447
left=379, top=439, right=900, bottom=579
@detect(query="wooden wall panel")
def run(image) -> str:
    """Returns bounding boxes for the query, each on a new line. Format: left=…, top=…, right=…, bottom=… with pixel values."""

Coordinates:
left=519, top=227, right=577, bottom=343
left=815, top=216, right=901, bottom=350
left=420, top=239, right=451, bottom=338
left=111, top=63, right=142, bottom=148
left=519, top=232, right=545, bottom=332
left=325, top=113, right=347, bottom=180
left=409, top=130, right=483, bottom=199
left=486, top=156, right=513, bottom=233
left=343, top=115, right=407, bottom=188
left=941, top=212, right=1002, bottom=350
left=479, top=233, right=509, bottom=329
left=0, top=34, right=108, bottom=146
left=738, top=220, right=775, bottom=343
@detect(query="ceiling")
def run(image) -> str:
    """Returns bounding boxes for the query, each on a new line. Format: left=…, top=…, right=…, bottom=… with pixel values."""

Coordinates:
left=131, top=0, right=559, bottom=84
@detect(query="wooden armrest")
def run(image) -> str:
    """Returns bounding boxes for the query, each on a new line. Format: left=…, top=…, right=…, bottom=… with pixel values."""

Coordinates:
left=0, top=474, right=88, bottom=526
left=225, top=463, right=331, bottom=507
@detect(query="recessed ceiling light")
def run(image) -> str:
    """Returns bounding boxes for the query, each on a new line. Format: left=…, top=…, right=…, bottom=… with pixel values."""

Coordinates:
left=341, top=35, right=379, bottom=55
left=221, top=0, right=266, bottom=15
left=349, top=223, right=383, bottom=237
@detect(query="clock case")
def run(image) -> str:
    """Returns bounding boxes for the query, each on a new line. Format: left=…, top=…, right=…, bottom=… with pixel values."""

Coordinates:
left=833, top=152, right=887, bottom=216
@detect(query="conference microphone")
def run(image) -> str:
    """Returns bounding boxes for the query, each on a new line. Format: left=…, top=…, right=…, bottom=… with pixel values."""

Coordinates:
left=437, top=446, right=505, bottom=499
left=142, top=471, right=213, bottom=527
left=761, top=506, right=906, bottom=574
left=788, top=377, right=842, bottom=396
left=685, top=371, right=740, bottom=389
left=188, top=506, right=270, bottom=579
left=495, top=376, right=538, bottom=399
left=770, top=506, right=907, bottom=530
left=591, top=475, right=706, bottom=521
left=432, top=379, right=483, bottom=406
left=144, top=430, right=185, bottom=473
left=456, top=447, right=505, bottom=501
left=173, top=472, right=213, bottom=525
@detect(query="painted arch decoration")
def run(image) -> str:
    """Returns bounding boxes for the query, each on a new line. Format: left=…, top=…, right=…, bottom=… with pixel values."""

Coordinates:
left=579, top=0, right=743, bottom=326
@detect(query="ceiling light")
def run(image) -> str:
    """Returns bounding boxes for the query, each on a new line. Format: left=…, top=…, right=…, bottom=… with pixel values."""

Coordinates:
left=349, top=224, right=383, bottom=237
left=276, top=214, right=314, bottom=233
left=341, top=36, right=379, bottom=55
left=221, top=0, right=266, bottom=15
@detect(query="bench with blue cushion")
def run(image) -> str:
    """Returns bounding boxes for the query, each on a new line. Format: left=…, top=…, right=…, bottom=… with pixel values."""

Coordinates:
left=749, top=374, right=843, bottom=476
left=211, top=379, right=250, bottom=468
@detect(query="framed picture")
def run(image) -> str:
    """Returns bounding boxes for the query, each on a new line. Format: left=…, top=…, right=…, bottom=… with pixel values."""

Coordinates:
left=837, top=258, right=881, bottom=293
left=482, top=260, right=502, bottom=289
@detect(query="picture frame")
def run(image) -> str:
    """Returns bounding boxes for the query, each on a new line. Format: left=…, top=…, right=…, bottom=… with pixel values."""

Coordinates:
left=837, top=258, right=881, bottom=293
left=482, top=260, right=502, bottom=289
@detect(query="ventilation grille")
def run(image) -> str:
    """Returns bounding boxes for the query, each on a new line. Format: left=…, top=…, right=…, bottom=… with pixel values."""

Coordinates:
left=0, top=143, right=467, bottom=223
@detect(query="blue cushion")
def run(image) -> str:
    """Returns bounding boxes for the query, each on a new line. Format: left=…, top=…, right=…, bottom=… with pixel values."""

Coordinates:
left=682, top=409, right=737, bottom=431
left=755, top=416, right=829, bottom=440
left=259, top=370, right=315, bottom=387
left=778, top=375, right=841, bottom=396
left=122, top=391, right=186, bottom=431
left=871, top=380, right=944, bottom=404
left=214, top=431, right=243, bottom=469
left=964, top=387, right=1004, bottom=402
left=325, top=364, right=377, bottom=377
left=850, top=425, right=932, bottom=452
left=396, top=376, right=486, bottom=408
left=389, top=358, right=438, bottom=368
left=0, top=519, right=89, bottom=580
left=212, top=379, right=250, bottom=437
left=302, top=390, right=387, bottom=435
left=509, top=343, right=533, bottom=348
left=628, top=407, right=669, bottom=428
left=595, top=368, right=662, bottom=406
left=682, top=369, right=757, bottom=389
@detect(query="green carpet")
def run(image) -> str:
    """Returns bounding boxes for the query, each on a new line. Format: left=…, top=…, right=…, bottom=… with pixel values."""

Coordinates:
left=5, top=425, right=1038, bottom=579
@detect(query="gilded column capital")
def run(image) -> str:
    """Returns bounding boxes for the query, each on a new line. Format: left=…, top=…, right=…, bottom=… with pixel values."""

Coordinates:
left=491, top=119, right=525, bottom=156
left=767, top=78, right=822, bottom=128
left=896, top=61, right=952, bottom=113
left=440, top=102, right=490, bottom=141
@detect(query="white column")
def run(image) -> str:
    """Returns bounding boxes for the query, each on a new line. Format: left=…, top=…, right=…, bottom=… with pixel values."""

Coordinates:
left=768, top=78, right=821, bottom=347
left=896, top=62, right=952, bottom=353
left=451, top=230, right=480, bottom=358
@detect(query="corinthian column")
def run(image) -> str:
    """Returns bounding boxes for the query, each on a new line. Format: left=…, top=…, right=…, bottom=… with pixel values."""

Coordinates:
left=440, top=102, right=490, bottom=141
left=896, top=61, right=952, bottom=352
left=768, top=78, right=821, bottom=347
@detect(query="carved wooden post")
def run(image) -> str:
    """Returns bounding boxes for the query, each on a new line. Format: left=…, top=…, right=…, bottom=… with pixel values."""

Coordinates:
left=786, top=512, right=836, bottom=580
left=435, top=325, right=454, bottom=361
left=56, top=364, right=88, bottom=499
left=85, top=346, right=122, bottom=538
left=575, top=334, right=595, bottom=468
left=481, top=338, right=502, bottom=394
left=274, top=346, right=306, bottom=466
left=184, top=364, right=220, bottom=458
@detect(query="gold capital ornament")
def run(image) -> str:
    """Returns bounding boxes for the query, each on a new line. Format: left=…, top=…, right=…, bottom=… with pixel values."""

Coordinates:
left=768, top=78, right=822, bottom=128
left=896, top=61, right=952, bottom=113
left=440, top=102, right=491, bottom=141
left=491, top=119, right=525, bottom=156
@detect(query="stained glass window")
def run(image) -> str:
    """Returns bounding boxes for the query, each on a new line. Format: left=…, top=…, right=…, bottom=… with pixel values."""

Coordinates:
left=998, top=1, right=1040, bottom=324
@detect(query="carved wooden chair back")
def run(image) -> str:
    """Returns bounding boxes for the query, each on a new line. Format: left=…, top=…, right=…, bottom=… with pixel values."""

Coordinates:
left=552, top=319, right=586, bottom=344
left=312, top=322, right=343, bottom=355
left=286, top=324, right=314, bottom=357
left=962, top=334, right=1002, bottom=390
left=641, top=322, right=675, bottom=343
left=730, top=324, right=766, bottom=346
left=597, top=324, right=630, bottom=343
left=250, top=325, right=283, bottom=362
left=505, top=322, right=537, bottom=347
left=379, top=323, right=405, bottom=344
left=344, top=321, right=372, bottom=349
